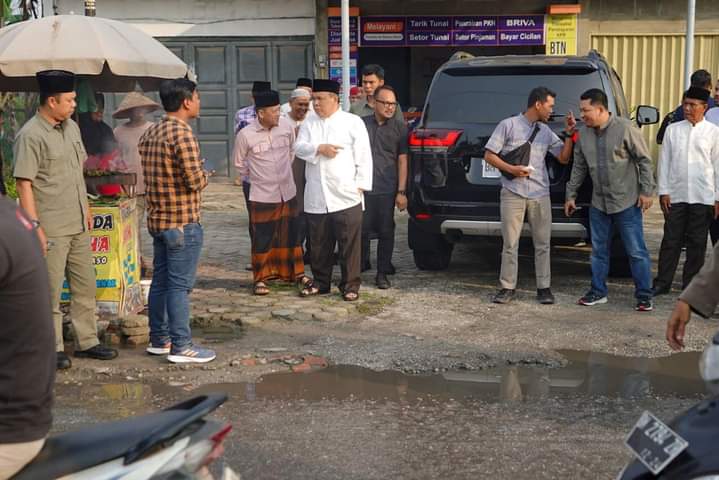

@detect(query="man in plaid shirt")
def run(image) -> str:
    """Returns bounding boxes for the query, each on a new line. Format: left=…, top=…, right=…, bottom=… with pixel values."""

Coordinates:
left=139, top=78, right=215, bottom=363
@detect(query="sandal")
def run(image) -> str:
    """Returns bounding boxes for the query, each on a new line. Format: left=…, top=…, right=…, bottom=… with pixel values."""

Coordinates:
left=253, top=281, right=270, bottom=296
left=342, top=291, right=359, bottom=302
left=298, top=276, right=320, bottom=297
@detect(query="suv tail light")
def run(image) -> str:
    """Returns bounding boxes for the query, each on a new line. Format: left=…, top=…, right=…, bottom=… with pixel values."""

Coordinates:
left=409, top=129, right=463, bottom=149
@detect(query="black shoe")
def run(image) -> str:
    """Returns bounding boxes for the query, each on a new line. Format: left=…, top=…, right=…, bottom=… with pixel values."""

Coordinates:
left=577, top=291, right=608, bottom=306
left=74, top=344, right=119, bottom=360
left=57, top=352, right=72, bottom=370
left=388, top=263, right=396, bottom=275
left=492, top=288, right=515, bottom=304
left=635, top=299, right=654, bottom=312
left=652, top=284, right=671, bottom=296
left=361, top=261, right=372, bottom=273
left=376, top=273, right=391, bottom=289
left=537, top=288, right=555, bottom=305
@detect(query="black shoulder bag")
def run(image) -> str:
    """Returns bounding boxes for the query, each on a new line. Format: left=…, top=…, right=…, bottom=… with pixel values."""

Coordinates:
left=498, top=124, right=540, bottom=180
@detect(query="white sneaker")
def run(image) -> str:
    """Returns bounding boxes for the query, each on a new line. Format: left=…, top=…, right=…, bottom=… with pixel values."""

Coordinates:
left=167, top=344, right=216, bottom=364
left=146, top=341, right=171, bottom=355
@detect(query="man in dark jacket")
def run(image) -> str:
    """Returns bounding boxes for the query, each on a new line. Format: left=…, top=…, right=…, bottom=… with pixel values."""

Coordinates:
left=666, top=239, right=719, bottom=351
left=0, top=197, right=55, bottom=478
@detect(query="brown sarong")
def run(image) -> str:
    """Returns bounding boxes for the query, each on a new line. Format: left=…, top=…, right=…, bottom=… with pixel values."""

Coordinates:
left=250, top=198, right=305, bottom=283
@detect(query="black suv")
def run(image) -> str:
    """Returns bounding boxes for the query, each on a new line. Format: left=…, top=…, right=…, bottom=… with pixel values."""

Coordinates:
left=407, top=50, right=658, bottom=273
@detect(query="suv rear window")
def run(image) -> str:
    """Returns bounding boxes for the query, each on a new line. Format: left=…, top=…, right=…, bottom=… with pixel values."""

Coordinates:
left=425, top=69, right=607, bottom=124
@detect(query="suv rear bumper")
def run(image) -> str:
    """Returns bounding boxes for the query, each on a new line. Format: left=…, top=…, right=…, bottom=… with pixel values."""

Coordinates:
left=440, top=220, right=588, bottom=239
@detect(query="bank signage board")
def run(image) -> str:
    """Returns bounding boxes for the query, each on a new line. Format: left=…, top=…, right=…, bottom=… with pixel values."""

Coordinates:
left=546, top=14, right=577, bottom=55
left=359, top=15, right=546, bottom=47
left=328, top=9, right=359, bottom=86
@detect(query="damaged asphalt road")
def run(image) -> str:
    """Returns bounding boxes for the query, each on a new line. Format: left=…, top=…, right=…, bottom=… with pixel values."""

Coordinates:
left=52, top=183, right=718, bottom=479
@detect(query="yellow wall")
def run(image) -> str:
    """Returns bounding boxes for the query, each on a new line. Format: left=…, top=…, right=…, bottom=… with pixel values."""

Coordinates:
left=591, top=33, right=719, bottom=160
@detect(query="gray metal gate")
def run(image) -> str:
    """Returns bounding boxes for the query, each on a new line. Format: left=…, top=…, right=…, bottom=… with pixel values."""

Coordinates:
left=107, top=37, right=314, bottom=177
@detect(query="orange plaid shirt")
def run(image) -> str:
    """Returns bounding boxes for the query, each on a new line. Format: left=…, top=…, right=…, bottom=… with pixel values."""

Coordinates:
left=139, top=116, right=208, bottom=232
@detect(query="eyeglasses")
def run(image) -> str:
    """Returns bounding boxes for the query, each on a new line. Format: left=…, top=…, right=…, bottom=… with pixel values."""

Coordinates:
left=375, top=99, right=398, bottom=108
left=682, top=101, right=706, bottom=110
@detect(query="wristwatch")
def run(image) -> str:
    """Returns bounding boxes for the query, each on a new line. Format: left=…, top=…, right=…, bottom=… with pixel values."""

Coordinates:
left=30, top=219, right=41, bottom=230
left=397, top=190, right=406, bottom=196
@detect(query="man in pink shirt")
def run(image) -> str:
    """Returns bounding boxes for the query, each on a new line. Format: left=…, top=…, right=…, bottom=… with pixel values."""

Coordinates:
left=233, top=90, right=318, bottom=297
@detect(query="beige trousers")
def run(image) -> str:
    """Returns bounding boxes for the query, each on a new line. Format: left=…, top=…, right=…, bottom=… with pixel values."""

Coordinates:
left=47, top=230, right=99, bottom=352
left=499, top=188, right=552, bottom=290
left=0, top=438, right=45, bottom=479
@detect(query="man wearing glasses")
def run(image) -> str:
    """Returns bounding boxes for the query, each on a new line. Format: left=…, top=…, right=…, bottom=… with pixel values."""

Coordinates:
left=653, top=86, right=719, bottom=296
left=360, top=85, right=408, bottom=289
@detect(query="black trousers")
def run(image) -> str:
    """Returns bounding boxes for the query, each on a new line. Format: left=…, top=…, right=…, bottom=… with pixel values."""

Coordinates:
left=307, top=204, right=363, bottom=294
left=242, top=181, right=253, bottom=249
left=361, top=194, right=396, bottom=274
left=655, top=203, right=714, bottom=290
left=291, top=157, right=311, bottom=259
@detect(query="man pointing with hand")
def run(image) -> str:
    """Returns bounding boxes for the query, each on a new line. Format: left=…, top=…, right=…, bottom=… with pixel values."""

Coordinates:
left=295, top=79, right=372, bottom=302
left=565, top=88, right=656, bottom=312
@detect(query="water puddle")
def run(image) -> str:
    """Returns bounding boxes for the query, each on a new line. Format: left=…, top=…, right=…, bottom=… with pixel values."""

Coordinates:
left=62, top=350, right=707, bottom=410
left=187, top=349, right=706, bottom=403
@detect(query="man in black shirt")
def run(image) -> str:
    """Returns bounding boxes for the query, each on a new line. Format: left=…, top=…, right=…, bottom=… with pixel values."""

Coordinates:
left=361, top=85, right=408, bottom=289
left=0, top=197, right=54, bottom=478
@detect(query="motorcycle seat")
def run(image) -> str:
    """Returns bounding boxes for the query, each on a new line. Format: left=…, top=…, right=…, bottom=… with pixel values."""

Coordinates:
left=12, top=409, right=190, bottom=480
left=13, top=394, right=226, bottom=480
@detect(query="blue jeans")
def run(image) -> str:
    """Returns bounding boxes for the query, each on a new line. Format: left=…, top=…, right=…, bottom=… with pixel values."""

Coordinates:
left=148, top=223, right=203, bottom=348
left=589, top=206, right=652, bottom=300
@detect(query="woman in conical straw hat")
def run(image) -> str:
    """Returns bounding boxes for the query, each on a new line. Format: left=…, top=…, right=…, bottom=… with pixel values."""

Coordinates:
left=113, top=91, right=160, bottom=274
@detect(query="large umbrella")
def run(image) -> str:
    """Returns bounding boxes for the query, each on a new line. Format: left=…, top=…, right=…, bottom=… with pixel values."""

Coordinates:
left=0, top=15, right=190, bottom=92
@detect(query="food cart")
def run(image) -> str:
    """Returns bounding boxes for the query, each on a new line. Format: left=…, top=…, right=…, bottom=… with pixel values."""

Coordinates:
left=0, top=15, right=191, bottom=318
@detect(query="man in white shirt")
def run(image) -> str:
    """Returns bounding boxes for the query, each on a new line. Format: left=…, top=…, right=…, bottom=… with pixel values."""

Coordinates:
left=282, top=88, right=312, bottom=262
left=280, top=77, right=313, bottom=116
left=654, top=86, right=719, bottom=295
left=295, top=79, right=372, bottom=301
left=282, top=88, right=312, bottom=130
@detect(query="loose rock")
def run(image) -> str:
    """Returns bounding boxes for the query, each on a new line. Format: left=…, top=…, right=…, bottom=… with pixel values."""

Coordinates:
left=120, top=314, right=149, bottom=328
left=271, top=309, right=296, bottom=320
left=122, top=326, right=150, bottom=336
left=125, top=334, right=150, bottom=346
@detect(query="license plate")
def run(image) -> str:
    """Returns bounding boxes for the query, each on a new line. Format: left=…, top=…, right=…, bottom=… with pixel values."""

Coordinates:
left=479, top=158, right=501, bottom=179
left=624, top=411, right=688, bottom=475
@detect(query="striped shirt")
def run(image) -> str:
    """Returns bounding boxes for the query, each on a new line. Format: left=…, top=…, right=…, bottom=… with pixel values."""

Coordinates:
left=139, top=116, right=208, bottom=232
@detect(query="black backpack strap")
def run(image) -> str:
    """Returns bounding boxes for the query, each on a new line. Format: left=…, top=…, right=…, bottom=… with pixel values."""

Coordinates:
left=528, top=124, right=541, bottom=143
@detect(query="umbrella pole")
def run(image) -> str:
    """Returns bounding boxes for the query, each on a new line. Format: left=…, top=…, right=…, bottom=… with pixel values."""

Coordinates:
left=85, top=0, right=96, bottom=17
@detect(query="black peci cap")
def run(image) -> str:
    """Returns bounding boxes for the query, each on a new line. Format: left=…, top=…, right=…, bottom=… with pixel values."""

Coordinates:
left=312, top=79, right=340, bottom=94
left=36, top=70, right=75, bottom=94
left=254, top=90, right=280, bottom=109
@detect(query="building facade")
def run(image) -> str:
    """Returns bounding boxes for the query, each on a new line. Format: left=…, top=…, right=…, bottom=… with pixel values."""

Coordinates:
left=45, top=0, right=316, bottom=176
left=40, top=0, right=719, bottom=175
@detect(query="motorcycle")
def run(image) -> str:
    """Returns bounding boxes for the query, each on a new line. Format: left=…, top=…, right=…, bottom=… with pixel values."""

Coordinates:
left=12, top=393, right=238, bottom=480
left=618, top=332, right=719, bottom=479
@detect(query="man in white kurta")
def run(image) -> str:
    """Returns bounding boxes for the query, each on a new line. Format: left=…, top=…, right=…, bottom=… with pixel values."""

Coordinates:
left=654, top=86, right=719, bottom=295
left=295, top=79, right=372, bottom=301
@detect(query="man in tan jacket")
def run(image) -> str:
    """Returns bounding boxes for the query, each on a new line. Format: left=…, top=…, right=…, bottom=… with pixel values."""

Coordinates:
left=666, top=241, right=719, bottom=350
